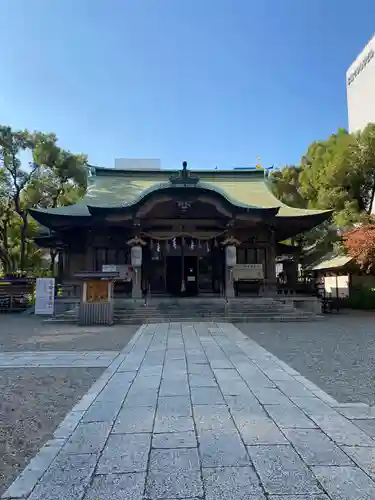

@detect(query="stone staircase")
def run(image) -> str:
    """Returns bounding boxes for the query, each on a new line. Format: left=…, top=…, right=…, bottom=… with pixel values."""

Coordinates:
left=47, top=297, right=322, bottom=324
left=114, top=297, right=321, bottom=324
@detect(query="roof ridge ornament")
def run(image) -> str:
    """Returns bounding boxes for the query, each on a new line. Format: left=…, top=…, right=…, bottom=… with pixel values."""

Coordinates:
left=169, top=161, right=199, bottom=187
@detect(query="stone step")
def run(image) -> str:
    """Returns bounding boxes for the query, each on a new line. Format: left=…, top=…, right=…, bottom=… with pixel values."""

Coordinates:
left=51, top=304, right=301, bottom=314
left=114, top=310, right=298, bottom=317
left=47, top=310, right=321, bottom=324
left=114, top=304, right=300, bottom=311
left=114, top=315, right=322, bottom=324
left=47, top=297, right=322, bottom=324
left=115, top=306, right=302, bottom=314
left=114, top=310, right=303, bottom=318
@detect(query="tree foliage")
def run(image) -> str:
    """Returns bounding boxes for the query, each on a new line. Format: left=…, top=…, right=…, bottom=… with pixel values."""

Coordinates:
left=269, top=165, right=306, bottom=208
left=0, top=125, right=87, bottom=275
left=270, top=123, right=375, bottom=258
left=343, top=222, right=375, bottom=272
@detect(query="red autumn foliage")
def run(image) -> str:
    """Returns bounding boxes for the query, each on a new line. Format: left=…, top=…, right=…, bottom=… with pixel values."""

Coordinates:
left=343, top=222, right=375, bottom=272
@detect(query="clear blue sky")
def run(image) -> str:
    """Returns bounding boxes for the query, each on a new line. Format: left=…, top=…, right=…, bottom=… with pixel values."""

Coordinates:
left=0, top=0, right=374, bottom=170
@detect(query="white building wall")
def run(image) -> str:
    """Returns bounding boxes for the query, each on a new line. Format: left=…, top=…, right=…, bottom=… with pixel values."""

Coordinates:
left=346, top=34, right=375, bottom=133
left=114, top=158, right=161, bottom=170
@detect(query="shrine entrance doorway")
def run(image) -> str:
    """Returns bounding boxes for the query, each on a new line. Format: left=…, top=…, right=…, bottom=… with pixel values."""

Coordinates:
left=166, top=255, right=198, bottom=296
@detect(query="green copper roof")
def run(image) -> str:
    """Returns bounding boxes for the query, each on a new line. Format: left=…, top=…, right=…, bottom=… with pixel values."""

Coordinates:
left=310, top=254, right=353, bottom=271
left=29, top=167, right=330, bottom=219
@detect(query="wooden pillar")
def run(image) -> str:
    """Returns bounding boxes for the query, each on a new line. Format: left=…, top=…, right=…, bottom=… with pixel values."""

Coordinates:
left=64, top=249, right=71, bottom=278
left=57, top=251, right=64, bottom=282
left=284, top=260, right=298, bottom=285
left=85, top=231, right=95, bottom=271
left=212, top=244, right=222, bottom=294
left=266, top=246, right=276, bottom=283
left=142, top=244, right=151, bottom=295
left=264, top=229, right=277, bottom=294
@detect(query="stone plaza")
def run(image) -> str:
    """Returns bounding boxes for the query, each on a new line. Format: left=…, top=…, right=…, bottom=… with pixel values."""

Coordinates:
left=2, top=321, right=375, bottom=499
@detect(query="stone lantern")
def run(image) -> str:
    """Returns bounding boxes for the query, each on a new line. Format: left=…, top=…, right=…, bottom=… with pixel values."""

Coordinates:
left=127, top=236, right=146, bottom=299
left=221, top=237, right=241, bottom=298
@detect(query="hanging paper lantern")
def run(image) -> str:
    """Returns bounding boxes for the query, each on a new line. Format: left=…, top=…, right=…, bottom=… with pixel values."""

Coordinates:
left=206, top=241, right=210, bottom=252
left=156, top=241, right=160, bottom=252
left=190, top=239, right=195, bottom=250
left=172, top=237, right=177, bottom=249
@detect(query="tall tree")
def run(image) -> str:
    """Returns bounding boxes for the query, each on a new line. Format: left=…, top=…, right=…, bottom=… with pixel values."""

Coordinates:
left=0, top=126, right=37, bottom=271
left=298, top=125, right=375, bottom=225
left=270, top=125, right=375, bottom=262
left=31, top=135, right=87, bottom=272
left=298, top=129, right=360, bottom=213
left=0, top=125, right=87, bottom=274
left=31, top=132, right=86, bottom=207
left=343, top=221, right=375, bottom=272
left=351, top=123, right=375, bottom=214
left=0, top=169, right=13, bottom=271
left=270, top=165, right=306, bottom=208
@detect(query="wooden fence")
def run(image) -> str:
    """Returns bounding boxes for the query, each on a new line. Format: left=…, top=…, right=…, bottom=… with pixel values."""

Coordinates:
left=0, top=279, right=34, bottom=312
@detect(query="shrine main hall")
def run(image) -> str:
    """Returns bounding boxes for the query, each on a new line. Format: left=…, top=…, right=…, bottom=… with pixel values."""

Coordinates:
left=30, top=162, right=331, bottom=299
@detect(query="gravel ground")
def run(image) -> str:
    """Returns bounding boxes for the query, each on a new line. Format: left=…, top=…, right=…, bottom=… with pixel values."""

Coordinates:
left=237, top=312, right=375, bottom=405
left=0, top=367, right=103, bottom=495
left=0, top=314, right=138, bottom=352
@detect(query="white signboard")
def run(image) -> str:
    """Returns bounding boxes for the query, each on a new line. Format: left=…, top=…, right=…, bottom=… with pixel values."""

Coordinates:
left=233, top=264, right=264, bottom=281
left=102, top=264, right=133, bottom=281
left=102, top=264, right=117, bottom=273
left=35, top=278, right=55, bottom=315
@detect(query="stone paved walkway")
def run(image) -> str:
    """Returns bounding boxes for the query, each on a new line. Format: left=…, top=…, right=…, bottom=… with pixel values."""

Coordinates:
left=3, top=322, right=375, bottom=499
left=0, top=351, right=118, bottom=368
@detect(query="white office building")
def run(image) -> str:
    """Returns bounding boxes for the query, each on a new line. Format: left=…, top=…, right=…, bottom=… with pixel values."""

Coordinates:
left=346, top=34, right=375, bottom=133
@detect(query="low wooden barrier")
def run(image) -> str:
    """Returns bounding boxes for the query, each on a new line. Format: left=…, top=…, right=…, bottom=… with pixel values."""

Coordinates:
left=75, top=272, right=118, bottom=326
left=0, top=279, right=34, bottom=312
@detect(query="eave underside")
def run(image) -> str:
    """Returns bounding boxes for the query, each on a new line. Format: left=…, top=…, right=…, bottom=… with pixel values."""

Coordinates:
left=33, top=212, right=331, bottom=249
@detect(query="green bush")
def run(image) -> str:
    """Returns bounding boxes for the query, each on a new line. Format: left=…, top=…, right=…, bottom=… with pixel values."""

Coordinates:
left=343, top=287, right=375, bottom=310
